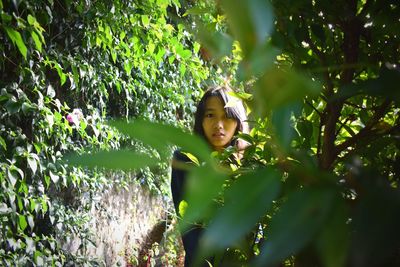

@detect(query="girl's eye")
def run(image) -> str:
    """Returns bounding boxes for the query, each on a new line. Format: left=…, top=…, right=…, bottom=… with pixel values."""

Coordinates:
left=205, top=113, right=213, bottom=118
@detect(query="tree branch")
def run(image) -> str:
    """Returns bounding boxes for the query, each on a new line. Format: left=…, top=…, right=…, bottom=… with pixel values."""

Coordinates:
left=336, top=99, right=392, bottom=153
left=319, top=1, right=361, bottom=170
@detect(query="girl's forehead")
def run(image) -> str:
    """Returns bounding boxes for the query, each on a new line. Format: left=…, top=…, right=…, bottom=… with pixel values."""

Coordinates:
left=205, top=96, right=224, bottom=109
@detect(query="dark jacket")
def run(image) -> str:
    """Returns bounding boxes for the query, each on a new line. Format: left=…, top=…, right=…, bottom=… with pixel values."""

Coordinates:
left=171, top=150, right=209, bottom=267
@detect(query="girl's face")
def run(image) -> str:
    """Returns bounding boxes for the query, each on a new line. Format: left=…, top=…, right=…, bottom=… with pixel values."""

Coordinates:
left=202, top=96, right=238, bottom=152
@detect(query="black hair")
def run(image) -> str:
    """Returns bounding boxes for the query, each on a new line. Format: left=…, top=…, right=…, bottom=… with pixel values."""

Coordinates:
left=193, top=86, right=249, bottom=149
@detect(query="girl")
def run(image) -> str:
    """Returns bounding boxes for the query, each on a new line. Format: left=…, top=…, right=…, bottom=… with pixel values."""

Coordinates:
left=171, top=85, right=248, bottom=266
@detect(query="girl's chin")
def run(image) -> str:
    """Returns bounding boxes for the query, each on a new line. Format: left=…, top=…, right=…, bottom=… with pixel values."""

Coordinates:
left=211, top=142, right=229, bottom=150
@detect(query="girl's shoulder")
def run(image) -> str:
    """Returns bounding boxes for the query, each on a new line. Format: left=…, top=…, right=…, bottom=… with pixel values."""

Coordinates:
left=173, top=149, right=191, bottom=163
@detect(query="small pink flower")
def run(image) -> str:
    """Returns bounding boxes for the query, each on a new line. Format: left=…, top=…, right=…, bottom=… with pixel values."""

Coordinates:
left=66, top=109, right=83, bottom=125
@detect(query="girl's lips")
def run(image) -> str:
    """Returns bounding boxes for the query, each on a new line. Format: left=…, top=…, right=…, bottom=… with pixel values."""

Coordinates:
left=212, top=133, right=225, bottom=137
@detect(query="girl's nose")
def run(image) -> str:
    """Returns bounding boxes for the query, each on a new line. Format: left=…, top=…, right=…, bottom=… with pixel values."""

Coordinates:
left=214, top=120, right=223, bottom=129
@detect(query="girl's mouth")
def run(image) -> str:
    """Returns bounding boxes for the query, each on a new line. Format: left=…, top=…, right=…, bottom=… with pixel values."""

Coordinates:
left=213, top=132, right=225, bottom=138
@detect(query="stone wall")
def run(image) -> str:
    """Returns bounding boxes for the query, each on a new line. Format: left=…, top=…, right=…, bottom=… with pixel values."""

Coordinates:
left=62, top=183, right=168, bottom=266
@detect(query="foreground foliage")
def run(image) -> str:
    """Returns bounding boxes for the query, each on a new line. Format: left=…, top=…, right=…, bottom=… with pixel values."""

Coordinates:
left=185, top=1, right=400, bottom=266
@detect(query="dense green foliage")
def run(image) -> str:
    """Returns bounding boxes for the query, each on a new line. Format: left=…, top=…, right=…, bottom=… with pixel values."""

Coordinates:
left=0, top=0, right=215, bottom=265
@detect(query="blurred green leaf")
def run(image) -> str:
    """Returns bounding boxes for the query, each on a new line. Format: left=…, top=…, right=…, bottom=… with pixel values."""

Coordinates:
left=183, top=7, right=209, bottom=16
left=181, top=163, right=227, bottom=228
left=65, top=149, right=159, bottom=171
left=336, top=68, right=400, bottom=102
left=196, top=27, right=233, bottom=62
left=237, top=43, right=279, bottom=81
left=316, top=196, right=349, bottom=267
left=110, top=119, right=211, bottom=162
left=271, top=103, right=301, bottom=151
left=296, top=118, right=313, bottom=141
left=202, top=167, right=281, bottom=250
left=351, top=176, right=400, bottom=267
left=257, top=186, right=336, bottom=267
left=253, top=67, right=321, bottom=114
left=221, top=0, right=273, bottom=56
left=311, top=24, right=325, bottom=44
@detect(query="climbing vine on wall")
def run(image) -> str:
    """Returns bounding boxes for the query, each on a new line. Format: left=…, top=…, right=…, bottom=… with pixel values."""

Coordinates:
left=0, top=0, right=215, bottom=265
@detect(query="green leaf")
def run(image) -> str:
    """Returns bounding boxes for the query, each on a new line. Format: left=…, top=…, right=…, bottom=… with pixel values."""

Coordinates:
left=34, top=251, right=44, bottom=265
left=123, top=61, right=133, bottom=75
left=27, top=14, right=36, bottom=25
left=53, top=63, right=67, bottom=86
left=181, top=163, right=227, bottom=228
left=336, top=68, right=400, bottom=102
left=109, top=120, right=211, bottom=163
left=316, top=197, right=349, bottom=267
left=220, top=0, right=273, bottom=56
left=5, top=99, right=21, bottom=114
left=44, top=175, right=50, bottom=189
left=29, top=199, right=36, bottom=212
left=22, top=102, right=35, bottom=114
left=27, top=215, right=35, bottom=230
left=7, top=166, right=24, bottom=187
left=0, top=92, right=11, bottom=103
left=271, top=103, right=301, bottom=151
left=41, top=198, right=48, bottom=214
left=178, top=200, right=188, bottom=217
left=18, top=180, right=28, bottom=194
left=155, top=47, right=166, bottom=62
left=179, top=63, right=186, bottom=76
left=351, top=178, right=400, bottom=266
left=17, top=195, right=23, bottom=211
left=1, top=12, right=11, bottom=23
left=141, top=15, right=150, bottom=27
left=202, top=167, right=281, bottom=250
left=5, top=27, right=27, bottom=59
left=65, top=149, right=159, bottom=171
left=30, top=31, right=42, bottom=52
left=0, top=136, right=6, bottom=151
left=180, top=152, right=200, bottom=166
left=196, top=26, right=233, bottom=62
left=111, top=49, right=117, bottom=63
left=237, top=43, right=279, bottom=81
left=257, top=187, right=336, bottom=267
left=47, top=84, right=56, bottom=98
left=183, top=7, right=209, bottom=16
left=311, top=24, right=325, bottom=43
left=18, top=214, right=28, bottom=231
left=253, top=67, right=321, bottom=115
left=168, top=55, right=175, bottom=64
left=49, top=170, right=59, bottom=184
left=296, top=118, right=313, bottom=141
